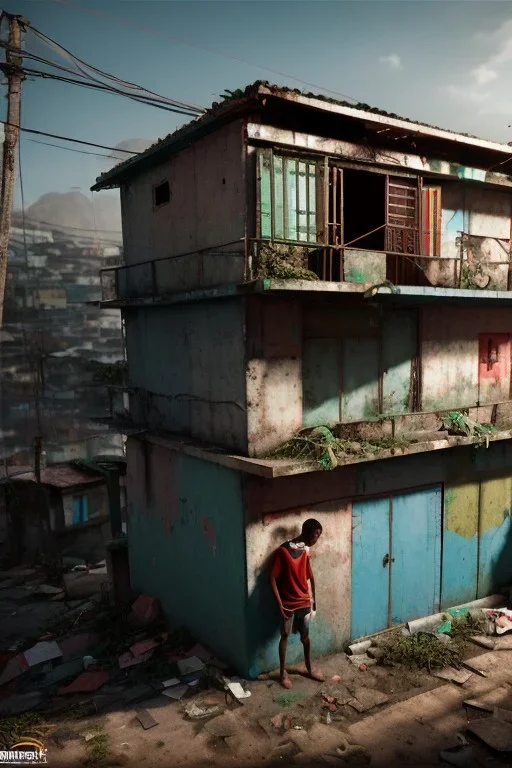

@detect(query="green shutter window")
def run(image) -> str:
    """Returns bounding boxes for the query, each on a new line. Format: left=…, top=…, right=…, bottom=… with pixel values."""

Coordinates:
left=258, top=150, right=318, bottom=243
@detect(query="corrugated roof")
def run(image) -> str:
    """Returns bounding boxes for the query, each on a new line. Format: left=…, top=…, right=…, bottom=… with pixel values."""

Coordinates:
left=92, top=81, right=512, bottom=191
left=0, top=464, right=104, bottom=489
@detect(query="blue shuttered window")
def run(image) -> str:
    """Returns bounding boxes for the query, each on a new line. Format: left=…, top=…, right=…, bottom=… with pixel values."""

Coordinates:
left=72, top=494, right=89, bottom=525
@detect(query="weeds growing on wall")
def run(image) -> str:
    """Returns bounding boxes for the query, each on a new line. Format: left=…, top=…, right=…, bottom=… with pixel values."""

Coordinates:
left=255, top=242, right=318, bottom=281
left=270, top=426, right=410, bottom=471
left=443, top=411, right=496, bottom=447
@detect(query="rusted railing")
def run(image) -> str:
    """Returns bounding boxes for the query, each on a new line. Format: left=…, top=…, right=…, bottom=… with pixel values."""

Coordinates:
left=100, top=241, right=246, bottom=301
left=249, top=230, right=512, bottom=291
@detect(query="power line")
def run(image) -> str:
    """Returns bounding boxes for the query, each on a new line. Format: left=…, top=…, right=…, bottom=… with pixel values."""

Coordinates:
left=27, top=137, right=121, bottom=159
left=22, top=65, right=201, bottom=117
left=13, top=215, right=122, bottom=234
left=51, top=0, right=361, bottom=105
left=27, top=23, right=205, bottom=114
left=1, top=120, right=139, bottom=154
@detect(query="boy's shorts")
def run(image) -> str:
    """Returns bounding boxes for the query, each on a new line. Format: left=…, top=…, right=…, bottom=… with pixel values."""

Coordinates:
left=282, top=607, right=311, bottom=639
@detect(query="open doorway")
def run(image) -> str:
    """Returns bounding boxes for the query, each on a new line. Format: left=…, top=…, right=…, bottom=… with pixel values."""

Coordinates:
left=343, top=170, right=386, bottom=251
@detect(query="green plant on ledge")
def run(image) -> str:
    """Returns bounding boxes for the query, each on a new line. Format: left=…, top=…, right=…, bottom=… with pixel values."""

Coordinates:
left=255, top=242, right=318, bottom=281
left=270, top=426, right=410, bottom=471
left=443, top=410, right=496, bottom=447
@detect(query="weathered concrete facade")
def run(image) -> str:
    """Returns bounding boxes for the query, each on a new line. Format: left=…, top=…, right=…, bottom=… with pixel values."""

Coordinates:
left=125, top=434, right=512, bottom=677
left=94, top=83, right=512, bottom=677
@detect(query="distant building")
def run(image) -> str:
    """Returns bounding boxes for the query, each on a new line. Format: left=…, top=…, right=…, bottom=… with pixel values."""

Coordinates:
left=1, top=221, right=125, bottom=463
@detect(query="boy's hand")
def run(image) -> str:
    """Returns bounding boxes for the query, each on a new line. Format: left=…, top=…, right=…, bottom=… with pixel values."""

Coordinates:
left=280, top=605, right=292, bottom=620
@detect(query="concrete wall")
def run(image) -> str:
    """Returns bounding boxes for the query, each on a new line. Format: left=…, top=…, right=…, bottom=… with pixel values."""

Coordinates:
left=246, top=297, right=302, bottom=456
left=421, top=306, right=512, bottom=410
left=120, top=119, right=246, bottom=268
left=126, top=437, right=248, bottom=672
left=125, top=298, right=247, bottom=452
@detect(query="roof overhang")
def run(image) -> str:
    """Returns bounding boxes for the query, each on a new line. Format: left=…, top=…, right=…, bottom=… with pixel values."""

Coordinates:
left=92, top=83, right=512, bottom=192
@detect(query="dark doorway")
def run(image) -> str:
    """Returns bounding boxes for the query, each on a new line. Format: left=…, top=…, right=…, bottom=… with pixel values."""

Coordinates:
left=343, top=170, right=386, bottom=251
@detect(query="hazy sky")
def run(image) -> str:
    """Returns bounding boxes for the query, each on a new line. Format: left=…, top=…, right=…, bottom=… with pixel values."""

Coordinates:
left=6, top=0, right=512, bottom=206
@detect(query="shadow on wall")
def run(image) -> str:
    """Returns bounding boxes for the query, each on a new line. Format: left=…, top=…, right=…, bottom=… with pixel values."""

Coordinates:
left=246, top=523, right=304, bottom=680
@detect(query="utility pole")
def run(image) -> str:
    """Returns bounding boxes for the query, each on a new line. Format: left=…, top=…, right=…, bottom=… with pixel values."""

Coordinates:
left=0, top=13, right=26, bottom=328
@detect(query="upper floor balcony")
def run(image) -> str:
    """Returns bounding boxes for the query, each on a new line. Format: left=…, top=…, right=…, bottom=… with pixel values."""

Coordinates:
left=100, top=153, right=512, bottom=305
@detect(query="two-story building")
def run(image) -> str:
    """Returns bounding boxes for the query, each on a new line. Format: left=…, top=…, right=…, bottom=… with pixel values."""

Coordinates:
left=93, top=82, right=512, bottom=677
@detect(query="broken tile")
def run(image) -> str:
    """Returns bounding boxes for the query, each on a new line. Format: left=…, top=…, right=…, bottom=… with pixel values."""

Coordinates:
left=460, top=659, right=488, bottom=678
left=58, top=670, right=109, bottom=695
left=161, top=677, right=180, bottom=688
left=161, top=684, right=188, bottom=701
left=464, top=687, right=512, bottom=713
left=432, top=666, right=472, bottom=685
left=439, top=745, right=475, bottom=767
left=347, top=687, right=389, bottom=713
left=367, top=647, right=385, bottom=661
left=467, top=716, right=512, bottom=751
left=177, top=656, right=205, bottom=676
left=494, top=707, right=512, bottom=724
left=136, top=708, right=159, bottom=729
left=24, top=641, right=62, bottom=667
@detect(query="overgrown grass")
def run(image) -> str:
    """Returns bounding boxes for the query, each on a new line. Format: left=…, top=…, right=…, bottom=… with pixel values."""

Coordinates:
left=443, top=411, right=496, bottom=445
left=255, top=243, right=318, bottom=281
left=382, top=633, right=465, bottom=671
left=84, top=724, right=110, bottom=766
left=0, top=713, right=49, bottom=750
left=270, top=426, right=410, bottom=470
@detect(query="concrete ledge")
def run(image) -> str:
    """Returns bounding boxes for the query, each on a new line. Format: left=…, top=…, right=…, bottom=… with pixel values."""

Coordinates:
left=144, top=428, right=512, bottom=479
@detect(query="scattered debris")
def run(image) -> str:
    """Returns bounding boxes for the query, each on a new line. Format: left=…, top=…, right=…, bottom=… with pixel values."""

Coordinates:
left=461, top=659, right=488, bottom=678
left=367, top=647, right=385, bottom=661
left=118, top=649, right=154, bottom=669
left=467, top=716, right=512, bottom=752
left=177, top=656, right=205, bottom=676
left=184, top=700, right=220, bottom=719
left=162, top=684, right=188, bottom=701
left=431, top=666, right=472, bottom=685
left=439, top=745, right=476, bottom=767
left=331, top=675, right=342, bottom=683
left=347, top=640, right=372, bottom=655
left=348, top=654, right=376, bottom=668
left=227, top=681, right=251, bottom=700
left=464, top=687, right=512, bottom=713
left=382, top=631, right=464, bottom=670
left=57, top=670, right=109, bottom=695
left=24, top=640, right=62, bottom=667
left=470, top=635, right=496, bottom=650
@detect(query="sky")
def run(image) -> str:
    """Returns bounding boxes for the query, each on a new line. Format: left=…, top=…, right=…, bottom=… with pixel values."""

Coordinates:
left=5, top=0, right=512, bottom=207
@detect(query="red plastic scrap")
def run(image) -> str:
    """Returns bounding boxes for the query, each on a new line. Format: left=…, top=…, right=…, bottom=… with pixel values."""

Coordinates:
left=130, top=595, right=160, bottom=626
left=57, top=670, right=109, bottom=695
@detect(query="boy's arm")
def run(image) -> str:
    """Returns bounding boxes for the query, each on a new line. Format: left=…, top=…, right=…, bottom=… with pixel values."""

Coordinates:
left=270, top=550, right=291, bottom=620
left=307, top=556, right=317, bottom=612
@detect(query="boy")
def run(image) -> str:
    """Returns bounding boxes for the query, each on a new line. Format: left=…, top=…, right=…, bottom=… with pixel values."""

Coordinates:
left=270, top=519, right=324, bottom=689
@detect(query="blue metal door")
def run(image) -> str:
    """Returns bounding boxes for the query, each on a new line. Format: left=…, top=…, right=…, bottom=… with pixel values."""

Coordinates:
left=351, top=497, right=390, bottom=638
left=391, top=488, right=441, bottom=624
left=351, top=487, right=442, bottom=638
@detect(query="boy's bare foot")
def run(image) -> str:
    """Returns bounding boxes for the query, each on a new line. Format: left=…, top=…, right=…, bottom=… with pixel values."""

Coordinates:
left=280, top=674, right=293, bottom=689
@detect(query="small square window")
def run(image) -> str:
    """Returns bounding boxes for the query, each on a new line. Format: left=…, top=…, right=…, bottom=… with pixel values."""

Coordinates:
left=154, top=180, right=170, bottom=208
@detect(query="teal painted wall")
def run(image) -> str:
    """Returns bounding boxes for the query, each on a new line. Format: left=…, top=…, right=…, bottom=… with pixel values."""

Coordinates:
left=127, top=438, right=248, bottom=673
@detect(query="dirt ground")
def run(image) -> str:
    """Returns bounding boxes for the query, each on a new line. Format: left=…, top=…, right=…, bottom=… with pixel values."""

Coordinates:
left=39, top=648, right=512, bottom=768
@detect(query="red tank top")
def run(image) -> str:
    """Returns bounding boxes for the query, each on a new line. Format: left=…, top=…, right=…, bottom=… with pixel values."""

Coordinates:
left=271, top=545, right=311, bottom=611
